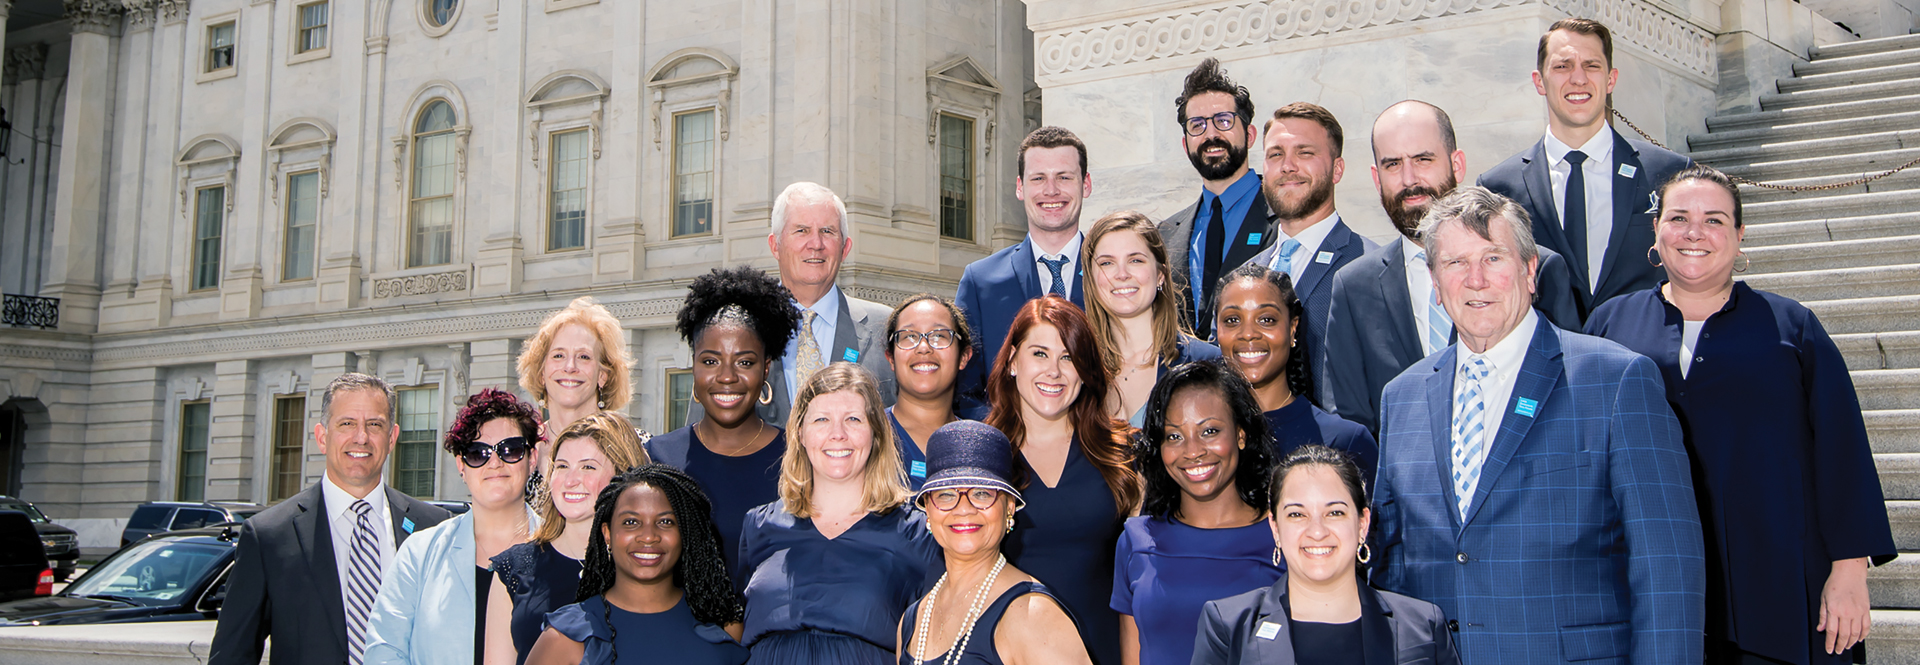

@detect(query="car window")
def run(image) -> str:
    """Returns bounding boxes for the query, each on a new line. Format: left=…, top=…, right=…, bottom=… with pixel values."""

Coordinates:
left=128, top=506, right=173, bottom=530
left=229, top=510, right=260, bottom=522
left=65, top=540, right=229, bottom=606
left=170, top=509, right=224, bottom=530
left=0, top=501, right=48, bottom=523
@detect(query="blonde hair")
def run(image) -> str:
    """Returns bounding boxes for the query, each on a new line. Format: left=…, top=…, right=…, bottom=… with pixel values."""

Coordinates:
left=777, top=363, right=911, bottom=518
left=531, top=411, right=651, bottom=545
left=516, top=297, right=635, bottom=412
left=1082, top=210, right=1188, bottom=376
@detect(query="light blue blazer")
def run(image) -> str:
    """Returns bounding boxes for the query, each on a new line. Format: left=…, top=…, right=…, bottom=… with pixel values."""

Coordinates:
left=365, top=508, right=540, bottom=665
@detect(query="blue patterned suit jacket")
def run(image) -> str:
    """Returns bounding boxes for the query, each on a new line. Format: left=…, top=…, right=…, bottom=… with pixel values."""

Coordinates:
left=1372, top=320, right=1703, bottom=664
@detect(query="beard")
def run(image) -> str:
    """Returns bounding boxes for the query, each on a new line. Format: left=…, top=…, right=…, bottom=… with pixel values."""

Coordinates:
left=1186, top=137, right=1248, bottom=181
left=1380, top=173, right=1459, bottom=239
left=1265, top=173, right=1337, bottom=221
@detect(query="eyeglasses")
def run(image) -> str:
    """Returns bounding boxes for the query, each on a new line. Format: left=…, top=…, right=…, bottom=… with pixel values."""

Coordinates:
left=891, top=329, right=957, bottom=351
left=460, top=437, right=531, bottom=468
left=1185, top=112, right=1240, bottom=137
left=928, top=488, right=1002, bottom=511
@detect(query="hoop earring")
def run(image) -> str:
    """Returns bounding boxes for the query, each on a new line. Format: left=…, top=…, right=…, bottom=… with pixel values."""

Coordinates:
left=1733, top=252, right=1749, bottom=273
left=1646, top=246, right=1662, bottom=268
left=1272, top=547, right=1282, bottom=568
left=758, top=382, right=774, bottom=405
left=1356, top=543, right=1372, bottom=565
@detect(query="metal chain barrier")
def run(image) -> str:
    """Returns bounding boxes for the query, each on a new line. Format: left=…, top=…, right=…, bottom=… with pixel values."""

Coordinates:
left=1612, top=108, right=1920, bottom=192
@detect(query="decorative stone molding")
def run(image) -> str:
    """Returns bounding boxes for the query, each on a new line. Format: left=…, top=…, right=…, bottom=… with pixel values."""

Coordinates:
left=525, top=69, right=610, bottom=166
left=124, top=0, right=156, bottom=30
left=372, top=270, right=470, bottom=298
left=64, top=0, right=123, bottom=34
left=0, top=343, right=91, bottom=364
left=3, top=371, right=42, bottom=401
left=157, top=0, right=187, bottom=25
left=266, top=118, right=337, bottom=203
left=175, top=134, right=241, bottom=214
left=5, top=44, right=48, bottom=82
left=1033, top=0, right=1713, bottom=80
left=645, top=48, right=738, bottom=148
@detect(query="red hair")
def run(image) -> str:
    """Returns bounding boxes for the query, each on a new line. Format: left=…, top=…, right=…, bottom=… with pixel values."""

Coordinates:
left=984, top=296, right=1141, bottom=514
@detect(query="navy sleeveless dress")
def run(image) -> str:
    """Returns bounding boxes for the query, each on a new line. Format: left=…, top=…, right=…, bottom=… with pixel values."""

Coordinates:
left=1001, top=441, right=1123, bottom=665
left=737, top=501, right=943, bottom=664
left=490, top=541, right=582, bottom=665
left=545, top=595, right=747, bottom=665
left=644, top=425, right=788, bottom=577
left=895, top=581, right=1076, bottom=665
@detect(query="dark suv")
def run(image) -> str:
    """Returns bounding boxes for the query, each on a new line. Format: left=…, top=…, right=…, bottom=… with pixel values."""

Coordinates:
left=121, top=502, right=263, bottom=547
left=0, top=497, right=78, bottom=582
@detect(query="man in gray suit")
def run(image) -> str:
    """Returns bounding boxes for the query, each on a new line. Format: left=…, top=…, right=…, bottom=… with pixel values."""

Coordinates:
left=1159, top=58, right=1270, bottom=341
left=758, top=181, right=896, bottom=427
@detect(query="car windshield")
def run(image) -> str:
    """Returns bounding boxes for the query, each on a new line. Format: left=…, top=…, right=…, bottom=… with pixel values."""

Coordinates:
left=229, top=510, right=260, bottom=521
left=65, top=540, right=228, bottom=606
left=0, top=501, right=49, bottom=524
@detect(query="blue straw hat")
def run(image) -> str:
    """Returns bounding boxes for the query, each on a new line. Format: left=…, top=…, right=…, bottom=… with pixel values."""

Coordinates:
left=915, top=420, right=1023, bottom=507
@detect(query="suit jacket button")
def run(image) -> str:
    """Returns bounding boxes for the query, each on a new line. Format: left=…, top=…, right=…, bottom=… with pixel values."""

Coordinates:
left=1456, top=552, right=1468, bottom=563
left=1448, top=620, right=1459, bottom=632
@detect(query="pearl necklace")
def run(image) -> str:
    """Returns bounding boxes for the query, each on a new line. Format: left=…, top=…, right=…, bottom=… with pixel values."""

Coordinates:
left=912, top=554, right=1007, bottom=665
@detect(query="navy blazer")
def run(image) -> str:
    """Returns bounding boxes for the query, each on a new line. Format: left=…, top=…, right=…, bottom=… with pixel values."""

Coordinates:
left=1372, top=320, right=1704, bottom=664
left=1477, top=130, right=1692, bottom=318
left=1236, top=216, right=1377, bottom=407
left=1191, top=582, right=1459, bottom=665
left=955, top=236, right=1086, bottom=402
left=1159, top=180, right=1277, bottom=339
left=1322, top=237, right=1582, bottom=434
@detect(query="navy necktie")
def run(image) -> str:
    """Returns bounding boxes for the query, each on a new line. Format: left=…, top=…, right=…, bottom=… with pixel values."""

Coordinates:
left=1041, top=256, right=1069, bottom=298
left=1563, top=150, right=1590, bottom=291
left=1199, top=197, right=1226, bottom=336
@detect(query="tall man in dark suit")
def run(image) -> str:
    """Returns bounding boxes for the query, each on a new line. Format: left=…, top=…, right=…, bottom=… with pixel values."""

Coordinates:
left=1238, top=102, right=1376, bottom=401
left=1371, top=187, right=1702, bottom=663
left=1478, top=18, right=1693, bottom=319
left=211, top=373, right=451, bottom=665
left=1157, top=58, right=1270, bottom=340
left=758, top=181, right=896, bottom=427
left=956, top=126, right=1089, bottom=401
left=1323, top=101, right=1581, bottom=433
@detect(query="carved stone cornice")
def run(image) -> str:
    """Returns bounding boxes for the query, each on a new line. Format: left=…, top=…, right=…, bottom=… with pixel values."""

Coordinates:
left=64, top=0, right=124, bottom=34
left=122, top=0, right=156, bottom=30
left=5, top=44, right=48, bottom=81
left=156, top=0, right=187, bottom=25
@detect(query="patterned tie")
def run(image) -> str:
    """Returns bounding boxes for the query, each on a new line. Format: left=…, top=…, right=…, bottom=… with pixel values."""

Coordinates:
left=1416, top=251, right=1452, bottom=355
left=345, top=500, right=382, bottom=665
left=795, top=310, right=825, bottom=384
left=1451, top=357, right=1491, bottom=520
left=1270, top=238, right=1302, bottom=280
left=1040, top=256, right=1069, bottom=298
left=1562, top=150, right=1590, bottom=291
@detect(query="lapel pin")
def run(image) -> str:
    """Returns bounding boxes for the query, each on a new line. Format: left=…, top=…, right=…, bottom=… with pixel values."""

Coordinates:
left=910, top=461, right=927, bottom=479
left=1514, top=397, right=1539, bottom=418
left=1315, top=251, right=1334, bottom=265
left=843, top=348, right=860, bottom=362
left=1247, top=232, right=1263, bottom=245
left=402, top=517, right=416, bottom=534
left=1617, top=164, right=1637, bottom=178
left=1256, top=622, right=1282, bottom=640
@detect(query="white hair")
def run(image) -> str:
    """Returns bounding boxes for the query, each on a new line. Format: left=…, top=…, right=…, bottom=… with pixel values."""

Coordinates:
left=769, top=181, right=851, bottom=242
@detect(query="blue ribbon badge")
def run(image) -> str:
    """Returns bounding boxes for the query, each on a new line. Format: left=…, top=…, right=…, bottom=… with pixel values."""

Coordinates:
left=402, top=518, right=416, bottom=534
left=910, top=461, right=927, bottom=479
left=1514, top=397, right=1539, bottom=418
left=1247, top=232, right=1262, bottom=245
left=843, top=348, right=860, bottom=362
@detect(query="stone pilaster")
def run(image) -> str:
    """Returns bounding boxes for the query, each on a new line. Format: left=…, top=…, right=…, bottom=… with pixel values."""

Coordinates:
left=305, top=352, right=357, bottom=484
left=206, top=360, right=258, bottom=502
left=467, top=339, right=523, bottom=403
left=41, top=0, right=124, bottom=334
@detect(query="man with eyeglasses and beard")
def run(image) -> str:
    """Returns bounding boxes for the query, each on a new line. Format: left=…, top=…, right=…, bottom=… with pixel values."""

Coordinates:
left=1157, top=58, right=1270, bottom=341
left=1321, top=101, right=1580, bottom=434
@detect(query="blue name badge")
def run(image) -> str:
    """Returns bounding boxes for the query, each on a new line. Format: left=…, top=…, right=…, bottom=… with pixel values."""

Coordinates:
left=910, top=461, right=927, bottom=479
left=402, top=518, right=416, bottom=534
left=1247, top=232, right=1263, bottom=245
left=1514, top=397, right=1539, bottom=418
left=843, top=348, right=860, bottom=362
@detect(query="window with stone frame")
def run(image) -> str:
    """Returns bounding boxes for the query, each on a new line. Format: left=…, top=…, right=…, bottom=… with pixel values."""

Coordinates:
left=284, top=171, right=319, bottom=280
left=271, top=395, right=306, bottom=502
left=548, top=129, right=589, bottom=251
left=206, top=21, right=235, bottom=72
left=672, top=110, right=715, bottom=238
left=666, top=369, right=693, bottom=432
left=427, top=0, right=457, bottom=27
left=296, top=2, right=328, bottom=54
left=192, top=186, right=225, bottom=291
left=939, top=114, right=975, bottom=242
left=394, top=386, right=440, bottom=499
left=178, top=401, right=210, bottom=502
left=409, top=101, right=458, bottom=267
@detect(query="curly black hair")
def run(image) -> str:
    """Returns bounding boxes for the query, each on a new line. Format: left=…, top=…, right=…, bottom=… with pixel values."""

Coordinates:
left=675, top=266, right=803, bottom=360
left=579, top=465, right=743, bottom=630
left=1217, top=263, right=1316, bottom=407
left=442, top=387, right=543, bottom=455
left=1137, top=360, right=1275, bottom=522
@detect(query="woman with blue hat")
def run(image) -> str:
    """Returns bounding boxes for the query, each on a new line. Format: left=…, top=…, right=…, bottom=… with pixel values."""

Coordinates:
left=895, top=420, right=1093, bottom=665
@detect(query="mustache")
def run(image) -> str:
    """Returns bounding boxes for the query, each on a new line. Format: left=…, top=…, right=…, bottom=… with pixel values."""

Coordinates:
left=1395, top=185, right=1442, bottom=205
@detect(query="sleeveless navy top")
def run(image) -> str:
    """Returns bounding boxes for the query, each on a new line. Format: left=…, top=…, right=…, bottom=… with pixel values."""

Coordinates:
left=490, top=541, right=583, bottom=665
left=896, top=581, right=1076, bottom=665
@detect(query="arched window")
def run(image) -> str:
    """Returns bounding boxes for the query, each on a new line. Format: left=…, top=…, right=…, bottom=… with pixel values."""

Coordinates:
left=409, top=101, right=457, bottom=267
left=428, top=0, right=457, bottom=27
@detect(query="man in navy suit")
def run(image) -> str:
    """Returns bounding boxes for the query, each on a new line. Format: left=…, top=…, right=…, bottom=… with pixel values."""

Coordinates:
left=1157, top=58, right=1271, bottom=340
left=1323, top=101, right=1580, bottom=433
left=1371, top=187, right=1703, bottom=664
left=1478, top=18, right=1692, bottom=320
left=955, top=126, right=1089, bottom=402
left=1237, top=102, right=1376, bottom=401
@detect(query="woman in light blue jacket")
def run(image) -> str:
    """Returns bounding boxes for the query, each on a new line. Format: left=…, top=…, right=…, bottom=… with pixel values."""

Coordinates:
left=367, top=388, right=544, bottom=665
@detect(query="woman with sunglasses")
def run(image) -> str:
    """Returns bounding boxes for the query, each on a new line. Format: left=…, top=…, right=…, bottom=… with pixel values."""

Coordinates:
left=883, top=294, right=982, bottom=491
left=366, top=389, right=544, bottom=665
left=1081, top=210, right=1220, bottom=428
left=485, top=413, right=650, bottom=665
left=646, top=266, right=802, bottom=574
left=896, top=420, right=1093, bottom=665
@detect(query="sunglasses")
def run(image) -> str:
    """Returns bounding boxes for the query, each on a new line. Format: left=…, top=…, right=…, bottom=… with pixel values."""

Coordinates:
left=927, top=488, right=1003, bottom=511
left=460, top=437, right=531, bottom=468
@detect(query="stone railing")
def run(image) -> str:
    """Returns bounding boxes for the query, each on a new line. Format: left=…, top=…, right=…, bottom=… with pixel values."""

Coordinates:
left=2, top=294, right=59, bottom=329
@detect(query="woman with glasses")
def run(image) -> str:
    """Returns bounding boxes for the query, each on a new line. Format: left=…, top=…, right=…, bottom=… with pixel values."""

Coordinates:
left=883, top=294, right=981, bottom=491
left=896, top=420, right=1093, bottom=665
left=485, top=413, right=650, bottom=665
left=367, top=389, right=545, bottom=665
left=1082, top=210, right=1220, bottom=428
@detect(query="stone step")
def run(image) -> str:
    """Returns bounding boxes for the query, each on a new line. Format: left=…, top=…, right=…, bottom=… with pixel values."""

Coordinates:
left=1837, top=332, right=1920, bottom=371
left=1778, top=61, right=1920, bottom=94
left=1795, top=47, right=1920, bottom=77
left=1856, top=369, right=1920, bottom=411
left=1870, top=554, right=1920, bottom=608
left=1881, top=455, right=1920, bottom=502
left=1740, top=168, right=1920, bottom=204
left=1687, top=110, right=1920, bottom=151
left=1759, top=77, right=1920, bottom=111
left=1876, top=411, right=1920, bottom=453
left=1869, top=608, right=1920, bottom=664
left=1693, top=129, right=1920, bottom=169
left=1811, top=33, right=1920, bottom=60
left=1742, top=235, right=1920, bottom=273
left=1888, top=501, right=1920, bottom=549
left=1706, top=94, right=1920, bottom=132
left=1740, top=264, right=1920, bottom=303
left=1802, top=294, right=1920, bottom=335
left=1745, top=188, right=1920, bottom=225
left=1719, top=147, right=1920, bottom=182
left=1741, top=212, right=1920, bottom=247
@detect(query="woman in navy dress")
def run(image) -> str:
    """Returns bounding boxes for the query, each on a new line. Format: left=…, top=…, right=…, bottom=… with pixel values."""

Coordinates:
left=1113, top=361, right=1280, bottom=665
left=485, top=413, right=650, bottom=665
left=986, top=296, right=1144, bottom=665
left=1213, top=264, right=1376, bottom=479
left=737, top=363, right=944, bottom=664
left=1081, top=210, right=1221, bottom=429
left=644, top=266, right=801, bottom=575
left=896, top=420, right=1092, bottom=665
left=1585, top=165, right=1894, bottom=665
left=523, top=464, right=748, bottom=665
left=885, top=294, right=980, bottom=491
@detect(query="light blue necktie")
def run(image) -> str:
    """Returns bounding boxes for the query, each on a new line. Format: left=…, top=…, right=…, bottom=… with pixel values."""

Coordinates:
left=1269, top=238, right=1302, bottom=279
left=1452, top=357, right=1490, bottom=520
left=1416, top=251, right=1452, bottom=354
left=1040, top=256, right=1069, bottom=298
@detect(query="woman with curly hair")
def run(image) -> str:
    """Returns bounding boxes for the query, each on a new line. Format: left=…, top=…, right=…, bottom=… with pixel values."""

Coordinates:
left=485, top=413, right=650, bottom=665
left=1080, top=210, right=1220, bottom=427
left=517, top=297, right=644, bottom=442
left=366, top=388, right=544, bottom=665
left=987, top=295, right=1143, bottom=665
left=1112, top=361, right=1280, bottom=665
left=1213, top=264, right=1377, bottom=479
left=645, top=266, right=802, bottom=574
left=523, top=464, right=748, bottom=665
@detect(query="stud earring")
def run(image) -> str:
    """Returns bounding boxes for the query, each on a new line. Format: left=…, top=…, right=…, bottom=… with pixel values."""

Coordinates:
left=1006, top=516, right=1016, bottom=533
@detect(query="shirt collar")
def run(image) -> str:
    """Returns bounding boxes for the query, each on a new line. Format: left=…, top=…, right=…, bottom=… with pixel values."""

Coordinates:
left=1200, top=170, right=1261, bottom=210
left=1544, top=124, right=1615, bottom=167
left=1401, top=237, right=1427, bottom=266
left=1459, top=308, right=1538, bottom=375
left=321, top=472, right=388, bottom=522
left=1278, top=212, right=1341, bottom=256
left=1033, top=232, right=1084, bottom=262
left=794, top=285, right=842, bottom=321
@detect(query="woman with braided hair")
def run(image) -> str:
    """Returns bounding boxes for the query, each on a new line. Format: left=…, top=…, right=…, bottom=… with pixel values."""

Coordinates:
left=523, top=464, right=748, bottom=665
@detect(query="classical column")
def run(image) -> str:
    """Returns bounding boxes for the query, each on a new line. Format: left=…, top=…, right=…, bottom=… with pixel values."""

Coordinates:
left=207, top=359, right=259, bottom=502
left=41, top=0, right=123, bottom=333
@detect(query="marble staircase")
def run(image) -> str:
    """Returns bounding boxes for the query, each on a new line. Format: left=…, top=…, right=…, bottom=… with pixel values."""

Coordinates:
left=1684, top=30, right=1920, bottom=663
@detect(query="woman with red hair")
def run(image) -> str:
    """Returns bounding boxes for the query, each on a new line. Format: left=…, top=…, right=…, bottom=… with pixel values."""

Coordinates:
left=986, top=296, right=1142, bottom=665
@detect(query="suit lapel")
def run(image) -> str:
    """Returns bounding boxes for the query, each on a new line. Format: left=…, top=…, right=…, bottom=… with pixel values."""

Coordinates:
left=1166, top=197, right=1202, bottom=294
left=1422, top=346, right=1464, bottom=533
left=1599, top=133, right=1647, bottom=295
left=1378, top=238, right=1423, bottom=363
left=1358, top=586, right=1397, bottom=665
left=386, top=486, right=415, bottom=545
left=1221, top=191, right=1274, bottom=271
left=832, top=293, right=861, bottom=365
left=1257, top=586, right=1300, bottom=663
left=295, top=484, right=350, bottom=647
left=1011, top=239, right=1042, bottom=301
left=1461, top=322, right=1564, bottom=527
left=1291, top=216, right=1348, bottom=299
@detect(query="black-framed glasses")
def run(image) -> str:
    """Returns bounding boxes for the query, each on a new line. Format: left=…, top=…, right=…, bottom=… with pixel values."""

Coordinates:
left=460, top=437, right=531, bottom=468
left=1185, top=112, right=1240, bottom=136
left=928, top=488, right=1002, bottom=511
left=891, top=329, right=957, bottom=351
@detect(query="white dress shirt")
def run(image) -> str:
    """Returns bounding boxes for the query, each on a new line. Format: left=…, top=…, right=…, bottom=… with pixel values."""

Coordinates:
left=1032, top=232, right=1084, bottom=301
left=1452, top=308, right=1539, bottom=489
left=783, top=285, right=842, bottom=400
left=321, top=473, right=395, bottom=614
left=1269, top=211, right=1341, bottom=281
left=1544, top=125, right=1615, bottom=292
left=1402, top=240, right=1444, bottom=356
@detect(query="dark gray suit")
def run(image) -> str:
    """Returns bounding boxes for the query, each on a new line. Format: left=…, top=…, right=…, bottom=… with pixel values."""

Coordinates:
left=1192, top=583, right=1460, bottom=665
left=1159, top=181, right=1276, bottom=340
left=209, top=482, right=450, bottom=665
left=1237, top=215, right=1377, bottom=405
left=690, top=289, right=896, bottom=429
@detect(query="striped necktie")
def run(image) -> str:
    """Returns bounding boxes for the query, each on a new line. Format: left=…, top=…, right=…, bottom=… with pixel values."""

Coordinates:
left=1416, top=251, right=1452, bottom=355
left=1451, top=357, right=1491, bottom=520
left=345, top=500, right=382, bottom=665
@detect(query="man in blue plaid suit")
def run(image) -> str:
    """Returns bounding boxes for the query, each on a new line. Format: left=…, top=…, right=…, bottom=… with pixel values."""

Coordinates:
left=1371, top=187, right=1703, bottom=663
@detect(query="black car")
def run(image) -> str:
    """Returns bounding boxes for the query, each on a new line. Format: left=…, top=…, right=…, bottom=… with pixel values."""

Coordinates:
left=121, top=501, right=263, bottom=546
left=0, top=510, right=52, bottom=602
left=0, top=496, right=79, bottom=581
left=0, top=525, right=238, bottom=626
